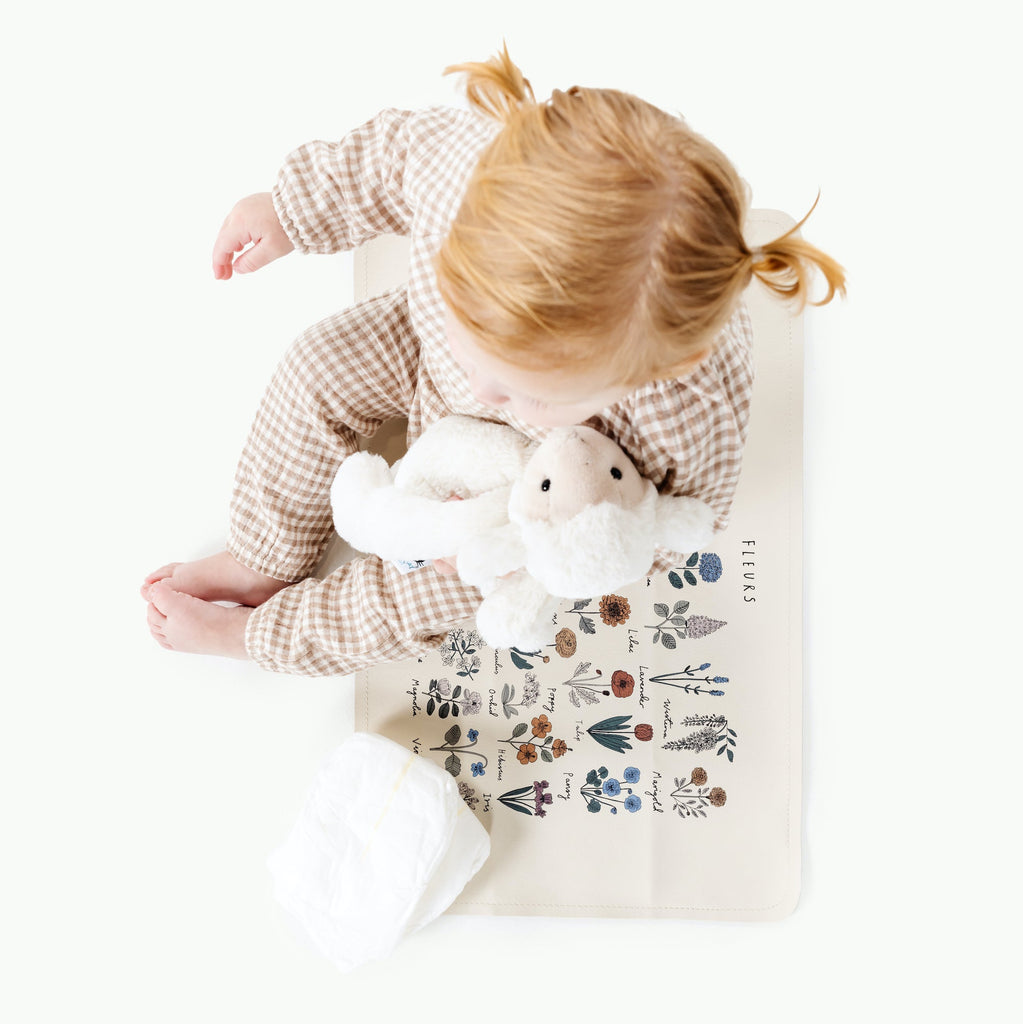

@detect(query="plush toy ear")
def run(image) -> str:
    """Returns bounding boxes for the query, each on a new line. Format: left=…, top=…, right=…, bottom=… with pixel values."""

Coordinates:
left=654, top=495, right=717, bottom=554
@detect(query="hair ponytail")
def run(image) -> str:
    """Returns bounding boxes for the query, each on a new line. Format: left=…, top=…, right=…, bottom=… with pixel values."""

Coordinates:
left=443, top=41, right=535, bottom=123
left=439, top=46, right=847, bottom=387
left=748, top=193, right=846, bottom=310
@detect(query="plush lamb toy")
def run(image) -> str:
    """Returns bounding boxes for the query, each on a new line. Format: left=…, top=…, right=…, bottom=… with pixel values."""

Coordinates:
left=331, top=416, right=716, bottom=649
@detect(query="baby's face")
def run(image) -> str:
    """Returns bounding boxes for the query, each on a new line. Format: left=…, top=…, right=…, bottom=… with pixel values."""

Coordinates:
left=444, top=308, right=631, bottom=428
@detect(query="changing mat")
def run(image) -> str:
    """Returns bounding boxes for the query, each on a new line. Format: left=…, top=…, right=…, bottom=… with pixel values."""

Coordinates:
left=353, top=211, right=803, bottom=920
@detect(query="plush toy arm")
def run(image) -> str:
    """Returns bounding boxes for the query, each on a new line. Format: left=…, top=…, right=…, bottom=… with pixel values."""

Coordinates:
left=332, top=453, right=511, bottom=562
left=653, top=495, right=717, bottom=555
left=475, top=573, right=561, bottom=650
left=456, top=523, right=527, bottom=592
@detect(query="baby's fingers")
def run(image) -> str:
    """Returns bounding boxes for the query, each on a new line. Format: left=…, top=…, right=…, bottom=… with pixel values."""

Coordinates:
left=212, top=228, right=251, bottom=280
left=231, top=238, right=278, bottom=276
left=211, top=193, right=292, bottom=280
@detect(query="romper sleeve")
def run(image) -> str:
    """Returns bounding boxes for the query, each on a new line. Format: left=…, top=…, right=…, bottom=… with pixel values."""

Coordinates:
left=271, top=106, right=490, bottom=255
left=271, top=107, right=415, bottom=253
left=244, top=555, right=482, bottom=678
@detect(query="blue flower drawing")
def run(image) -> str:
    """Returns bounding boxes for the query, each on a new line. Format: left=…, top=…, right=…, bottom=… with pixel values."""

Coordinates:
left=698, top=553, right=723, bottom=582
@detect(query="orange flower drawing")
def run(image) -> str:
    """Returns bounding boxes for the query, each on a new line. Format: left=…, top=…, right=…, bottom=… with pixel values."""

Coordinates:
left=691, top=767, right=709, bottom=786
left=611, top=670, right=635, bottom=698
left=553, top=628, right=577, bottom=657
left=531, top=714, right=553, bottom=738
left=552, top=739, right=568, bottom=758
left=517, top=743, right=538, bottom=765
left=599, top=594, right=631, bottom=626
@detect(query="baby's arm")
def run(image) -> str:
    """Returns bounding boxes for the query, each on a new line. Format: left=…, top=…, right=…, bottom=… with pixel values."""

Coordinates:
left=213, top=107, right=480, bottom=279
left=211, top=109, right=417, bottom=280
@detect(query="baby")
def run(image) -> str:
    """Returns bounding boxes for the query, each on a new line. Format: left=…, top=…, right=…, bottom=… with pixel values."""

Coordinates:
left=141, top=45, right=844, bottom=676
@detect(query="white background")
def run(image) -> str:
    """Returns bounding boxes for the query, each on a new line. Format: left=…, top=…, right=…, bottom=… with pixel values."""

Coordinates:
left=2, top=1, right=1018, bottom=1019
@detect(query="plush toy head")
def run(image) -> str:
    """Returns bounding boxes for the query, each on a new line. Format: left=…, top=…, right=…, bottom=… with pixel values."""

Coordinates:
left=507, top=425, right=713, bottom=599
left=511, top=426, right=650, bottom=523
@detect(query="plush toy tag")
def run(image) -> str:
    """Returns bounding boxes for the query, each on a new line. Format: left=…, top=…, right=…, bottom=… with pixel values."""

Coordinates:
left=392, top=558, right=430, bottom=574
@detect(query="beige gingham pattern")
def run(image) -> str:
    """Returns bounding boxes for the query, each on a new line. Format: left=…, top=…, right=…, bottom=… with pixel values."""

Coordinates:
left=237, top=106, right=754, bottom=676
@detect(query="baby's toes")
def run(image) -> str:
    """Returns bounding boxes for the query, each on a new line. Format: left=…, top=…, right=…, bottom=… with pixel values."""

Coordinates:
left=141, top=562, right=182, bottom=600
left=146, top=600, right=171, bottom=648
left=148, top=580, right=193, bottom=618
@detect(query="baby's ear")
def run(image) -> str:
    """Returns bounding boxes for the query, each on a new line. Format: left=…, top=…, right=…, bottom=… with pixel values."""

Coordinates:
left=654, top=495, right=716, bottom=554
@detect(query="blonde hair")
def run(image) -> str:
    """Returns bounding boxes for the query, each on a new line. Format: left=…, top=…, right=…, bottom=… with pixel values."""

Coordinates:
left=436, top=44, right=846, bottom=386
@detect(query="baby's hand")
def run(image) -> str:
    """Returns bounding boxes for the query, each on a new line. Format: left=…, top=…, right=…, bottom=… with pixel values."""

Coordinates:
left=433, top=494, right=463, bottom=577
left=212, top=192, right=294, bottom=280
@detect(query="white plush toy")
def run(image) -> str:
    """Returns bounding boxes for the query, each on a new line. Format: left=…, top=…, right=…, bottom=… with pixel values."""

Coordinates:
left=331, top=415, right=716, bottom=649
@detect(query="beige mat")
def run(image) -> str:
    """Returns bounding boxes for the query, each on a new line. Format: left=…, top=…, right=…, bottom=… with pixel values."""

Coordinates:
left=353, top=211, right=802, bottom=920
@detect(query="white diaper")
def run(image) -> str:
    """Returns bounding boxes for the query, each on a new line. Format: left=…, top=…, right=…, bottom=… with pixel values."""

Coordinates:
left=267, top=733, right=490, bottom=972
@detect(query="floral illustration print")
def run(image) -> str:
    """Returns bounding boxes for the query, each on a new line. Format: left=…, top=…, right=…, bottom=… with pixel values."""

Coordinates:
left=439, top=627, right=485, bottom=681
left=581, top=766, right=643, bottom=814
left=563, top=666, right=636, bottom=708
left=425, top=678, right=482, bottom=719
left=501, top=716, right=571, bottom=764
left=670, top=768, right=727, bottom=819
left=458, top=781, right=480, bottom=810
left=610, top=670, right=635, bottom=698
left=550, top=628, right=577, bottom=657
left=508, top=647, right=550, bottom=671
left=562, top=595, right=631, bottom=634
left=646, top=600, right=726, bottom=648
left=500, top=673, right=540, bottom=718
left=499, top=780, right=553, bottom=817
left=599, top=594, right=631, bottom=626
left=431, top=725, right=488, bottom=778
left=564, top=600, right=598, bottom=635
left=586, top=715, right=654, bottom=754
left=662, top=715, right=738, bottom=762
left=561, top=662, right=606, bottom=707
left=668, top=552, right=723, bottom=590
left=650, top=663, right=729, bottom=696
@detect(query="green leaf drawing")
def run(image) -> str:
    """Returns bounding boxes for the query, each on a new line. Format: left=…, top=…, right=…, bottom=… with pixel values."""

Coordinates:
left=592, top=716, right=631, bottom=731
left=654, top=603, right=670, bottom=618
left=502, top=785, right=533, bottom=799
left=445, top=754, right=461, bottom=777
left=512, top=722, right=528, bottom=739
left=674, top=601, right=690, bottom=614
left=686, top=552, right=699, bottom=568
left=501, top=800, right=533, bottom=816
left=668, top=571, right=683, bottom=589
left=445, top=725, right=461, bottom=745
left=662, top=633, right=677, bottom=649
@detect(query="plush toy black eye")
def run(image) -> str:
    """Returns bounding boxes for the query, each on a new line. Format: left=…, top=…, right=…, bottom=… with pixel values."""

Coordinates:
left=610, top=467, right=622, bottom=480
left=541, top=479, right=551, bottom=492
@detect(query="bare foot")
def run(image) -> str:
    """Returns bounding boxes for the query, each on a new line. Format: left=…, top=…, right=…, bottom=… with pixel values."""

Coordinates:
left=141, top=550, right=291, bottom=606
left=147, top=582, right=252, bottom=659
